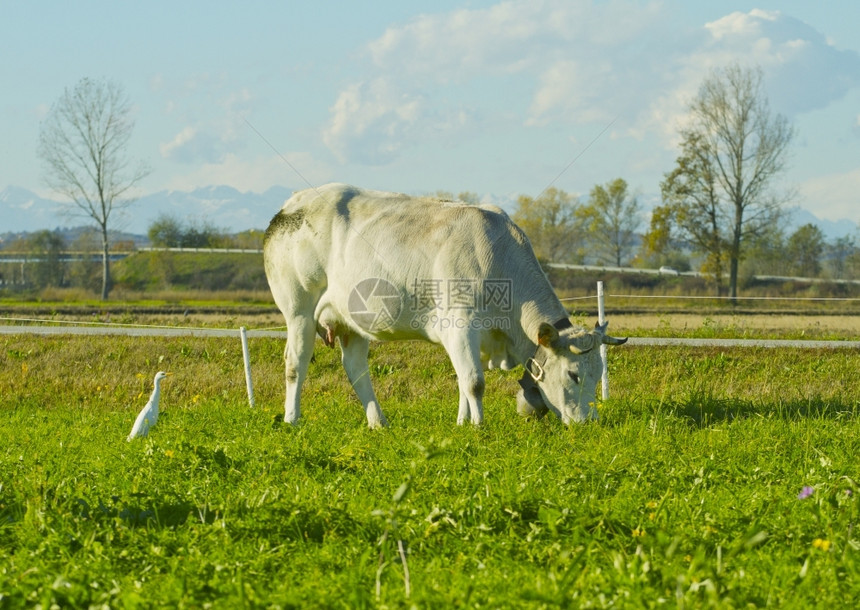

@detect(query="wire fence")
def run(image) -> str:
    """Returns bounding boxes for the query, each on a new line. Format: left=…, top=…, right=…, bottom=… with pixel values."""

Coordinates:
left=4, top=285, right=859, bottom=408
left=3, top=286, right=859, bottom=337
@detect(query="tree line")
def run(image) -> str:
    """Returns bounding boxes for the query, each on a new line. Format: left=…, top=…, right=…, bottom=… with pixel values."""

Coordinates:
left=1, top=222, right=262, bottom=291
left=512, top=184, right=860, bottom=281
left=510, top=63, right=860, bottom=297
left=30, top=64, right=859, bottom=299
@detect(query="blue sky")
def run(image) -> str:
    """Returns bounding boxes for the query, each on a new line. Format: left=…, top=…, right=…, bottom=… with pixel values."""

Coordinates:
left=2, top=1, right=859, bottom=226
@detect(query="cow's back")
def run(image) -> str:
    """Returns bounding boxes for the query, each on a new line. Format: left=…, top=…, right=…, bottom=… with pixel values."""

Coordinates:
left=263, top=183, right=547, bottom=337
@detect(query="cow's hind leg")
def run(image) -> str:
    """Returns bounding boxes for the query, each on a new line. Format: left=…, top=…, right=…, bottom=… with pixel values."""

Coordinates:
left=443, top=331, right=485, bottom=425
left=340, top=333, right=388, bottom=429
left=282, top=314, right=317, bottom=424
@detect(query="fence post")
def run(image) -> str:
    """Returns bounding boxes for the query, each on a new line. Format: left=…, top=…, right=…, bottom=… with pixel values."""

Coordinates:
left=239, top=326, right=255, bottom=407
left=597, top=281, right=609, bottom=400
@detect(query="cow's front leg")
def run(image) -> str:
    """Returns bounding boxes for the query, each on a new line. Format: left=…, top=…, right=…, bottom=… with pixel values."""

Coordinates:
left=339, top=333, right=388, bottom=429
left=444, top=331, right=485, bottom=425
left=457, top=393, right=470, bottom=425
left=283, top=315, right=317, bottom=424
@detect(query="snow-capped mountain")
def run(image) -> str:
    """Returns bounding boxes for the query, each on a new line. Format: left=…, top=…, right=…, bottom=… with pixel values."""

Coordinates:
left=1, top=184, right=857, bottom=241
left=0, top=185, right=293, bottom=235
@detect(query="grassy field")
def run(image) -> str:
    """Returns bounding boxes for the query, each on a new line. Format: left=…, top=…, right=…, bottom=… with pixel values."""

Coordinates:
left=2, top=321, right=860, bottom=607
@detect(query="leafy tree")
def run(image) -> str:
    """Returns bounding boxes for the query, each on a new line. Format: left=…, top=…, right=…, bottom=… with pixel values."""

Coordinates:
left=661, top=63, right=794, bottom=300
left=826, top=234, right=856, bottom=279
left=38, top=77, right=150, bottom=300
left=181, top=220, right=226, bottom=248
left=432, top=190, right=481, bottom=204
left=232, top=230, right=264, bottom=250
left=148, top=214, right=184, bottom=247
left=579, top=178, right=641, bottom=266
left=640, top=204, right=691, bottom=271
left=457, top=191, right=480, bottom=205
left=786, top=223, right=825, bottom=278
left=741, top=223, right=785, bottom=278
left=658, top=131, right=729, bottom=294
left=67, top=230, right=102, bottom=292
left=512, top=188, right=581, bottom=263
left=27, top=230, right=66, bottom=288
left=147, top=215, right=226, bottom=248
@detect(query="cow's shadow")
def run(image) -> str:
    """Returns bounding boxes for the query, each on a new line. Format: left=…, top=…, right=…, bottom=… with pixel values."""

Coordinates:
left=602, top=396, right=858, bottom=428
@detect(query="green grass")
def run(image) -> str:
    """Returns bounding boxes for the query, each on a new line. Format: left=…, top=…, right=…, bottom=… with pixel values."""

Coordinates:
left=2, top=334, right=859, bottom=607
left=111, top=251, right=268, bottom=293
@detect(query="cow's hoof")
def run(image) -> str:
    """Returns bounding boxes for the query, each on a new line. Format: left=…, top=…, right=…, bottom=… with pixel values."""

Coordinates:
left=367, top=415, right=389, bottom=429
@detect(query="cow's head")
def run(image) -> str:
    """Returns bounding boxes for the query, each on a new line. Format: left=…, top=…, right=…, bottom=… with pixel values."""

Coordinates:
left=517, top=320, right=626, bottom=424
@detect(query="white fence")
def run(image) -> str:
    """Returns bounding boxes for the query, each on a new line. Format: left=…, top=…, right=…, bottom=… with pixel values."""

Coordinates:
left=3, top=283, right=860, bottom=407
left=548, top=263, right=860, bottom=286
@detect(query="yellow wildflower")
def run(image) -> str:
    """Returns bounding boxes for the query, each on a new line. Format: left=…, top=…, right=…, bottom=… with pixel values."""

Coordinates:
left=812, top=538, right=831, bottom=551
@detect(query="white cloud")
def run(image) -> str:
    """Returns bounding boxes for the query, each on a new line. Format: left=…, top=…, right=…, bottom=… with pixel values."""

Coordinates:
left=326, top=0, right=664, bottom=163
left=158, top=85, right=256, bottom=164
left=697, top=10, right=860, bottom=115
left=322, top=78, right=423, bottom=165
left=527, top=59, right=617, bottom=126
left=160, top=126, right=196, bottom=158
left=368, top=2, right=543, bottom=79
left=633, top=9, right=860, bottom=150
left=705, top=9, right=778, bottom=40
left=323, top=3, right=860, bottom=167
left=159, top=126, right=222, bottom=164
left=163, top=152, right=331, bottom=193
left=798, top=167, right=860, bottom=222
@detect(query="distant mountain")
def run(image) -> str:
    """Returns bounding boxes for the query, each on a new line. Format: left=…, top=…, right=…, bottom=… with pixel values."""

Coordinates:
left=128, top=185, right=292, bottom=234
left=0, top=186, right=64, bottom=232
left=2, top=184, right=857, bottom=242
left=784, top=206, right=858, bottom=241
left=0, top=185, right=294, bottom=236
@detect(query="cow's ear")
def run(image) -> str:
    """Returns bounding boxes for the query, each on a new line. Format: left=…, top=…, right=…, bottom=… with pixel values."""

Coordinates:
left=537, top=322, right=559, bottom=348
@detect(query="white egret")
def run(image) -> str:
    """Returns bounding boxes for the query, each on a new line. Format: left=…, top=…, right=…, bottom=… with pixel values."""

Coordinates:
left=127, top=371, right=172, bottom=441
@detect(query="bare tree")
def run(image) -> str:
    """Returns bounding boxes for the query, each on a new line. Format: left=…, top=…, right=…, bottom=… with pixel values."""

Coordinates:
left=38, top=77, right=149, bottom=299
left=662, top=63, right=794, bottom=301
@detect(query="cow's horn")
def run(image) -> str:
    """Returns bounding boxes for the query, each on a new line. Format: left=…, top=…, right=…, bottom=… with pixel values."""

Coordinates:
left=602, top=335, right=628, bottom=346
left=569, top=332, right=598, bottom=354
left=594, top=320, right=627, bottom=346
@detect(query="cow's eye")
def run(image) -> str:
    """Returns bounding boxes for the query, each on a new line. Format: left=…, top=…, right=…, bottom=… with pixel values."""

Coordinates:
left=568, top=371, right=580, bottom=384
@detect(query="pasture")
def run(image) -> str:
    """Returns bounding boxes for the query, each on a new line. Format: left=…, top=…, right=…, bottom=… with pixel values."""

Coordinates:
left=1, top=314, right=859, bottom=607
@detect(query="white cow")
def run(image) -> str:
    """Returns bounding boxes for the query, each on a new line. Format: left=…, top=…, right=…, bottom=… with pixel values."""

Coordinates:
left=263, top=183, right=626, bottom=428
